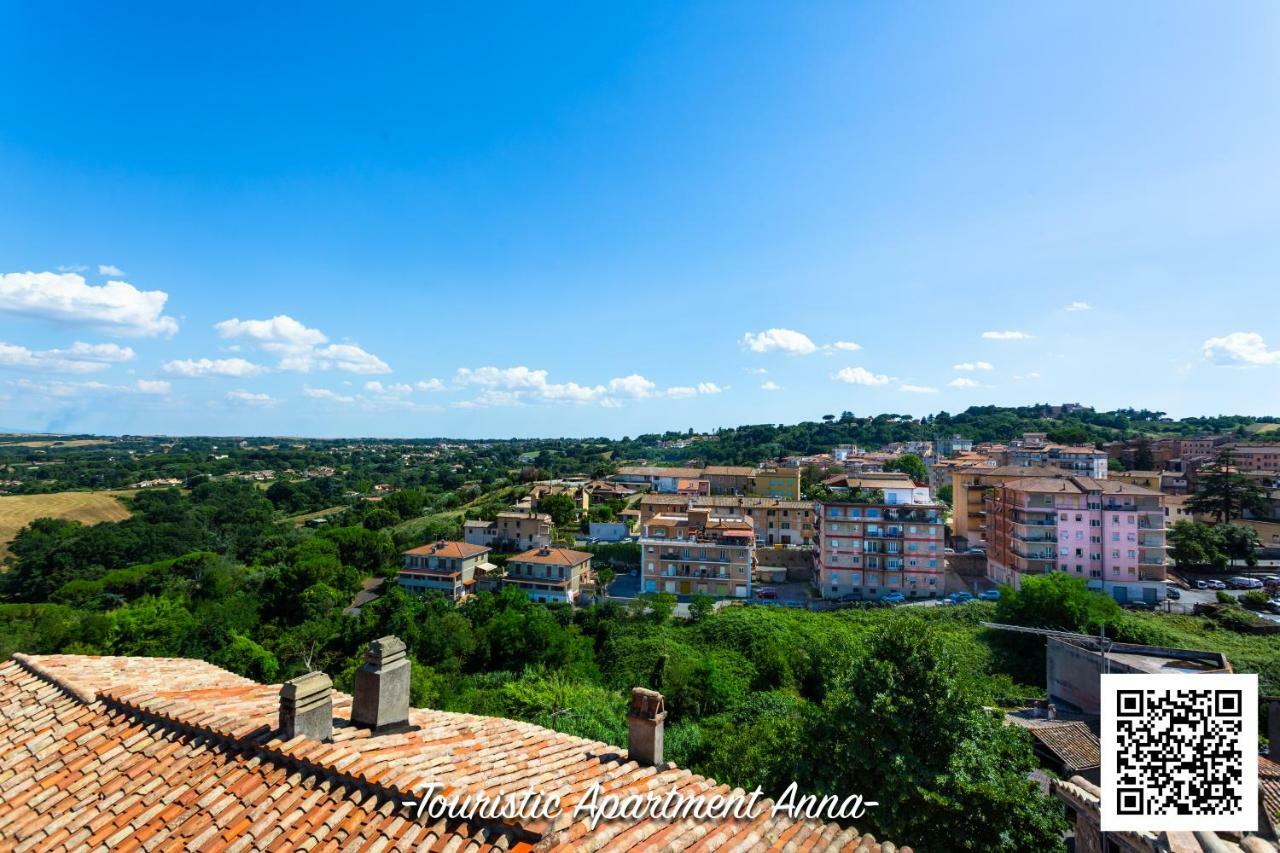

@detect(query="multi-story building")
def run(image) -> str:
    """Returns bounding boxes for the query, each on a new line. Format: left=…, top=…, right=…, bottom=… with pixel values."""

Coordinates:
left=502, top=546, right=593, bottom=604
left=638, top=494, right=815, bottom=546
left=612, top=466, right=705, bottom=492
left=951, top=464, right=1064, bottom=548
left=1109, top=470, right=1161, bottom=491
left=463, top=510, right=553, bottom=551
left=1226, top=444, right=1280, bottom=474
left=398, top=540, right=493, bottom=602
left=701, top=466, right=756, bottom=494
left=935, top=435, right=974, bottom=458
left=824, top=471, right=930, bottom=504
left=814, top=495, right=945, bottom=600
left=748, top=465, right=802, bottom=499
left=984, top=477, right=1168, bottom=603
left=640, top=508, right=755, bottom=598
left=1007, top=440, right=1109, bottom=479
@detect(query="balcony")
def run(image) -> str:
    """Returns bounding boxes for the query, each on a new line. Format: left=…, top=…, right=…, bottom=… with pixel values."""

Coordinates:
left=1011, top=517, right=1057, bottom=528
left=1137, top=520, right=1168, bottom=531
left=1013, top=548, right=1057, bottom=561
left=1013, top=532, right=1057, bottom=543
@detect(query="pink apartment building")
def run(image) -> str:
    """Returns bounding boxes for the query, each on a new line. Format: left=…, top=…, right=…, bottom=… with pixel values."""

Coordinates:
left=813, top=498, right=945, bottom=601
left=985, top=476, right=1169, bottom=603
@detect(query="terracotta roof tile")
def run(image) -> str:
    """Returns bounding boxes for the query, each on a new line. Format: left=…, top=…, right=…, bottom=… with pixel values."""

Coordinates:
left=0, top=654, right=906, bottom=851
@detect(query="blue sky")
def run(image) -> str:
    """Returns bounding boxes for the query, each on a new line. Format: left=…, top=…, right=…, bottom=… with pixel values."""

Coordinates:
left=2, top=2, right=1278, bottom=438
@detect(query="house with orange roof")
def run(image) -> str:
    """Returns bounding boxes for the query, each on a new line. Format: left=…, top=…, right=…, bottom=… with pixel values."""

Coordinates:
left=503, top=546, right=594, bottom=604
left=399, top=539, right=494, bottom=602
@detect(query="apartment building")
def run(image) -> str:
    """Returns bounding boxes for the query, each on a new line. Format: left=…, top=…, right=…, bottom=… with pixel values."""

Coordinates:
left=1007, top=440, right=1109, bottom=479
left=398, top=540, right=493, bottom=602
left=814, top=496, right=945, bottom=600
left=824, top=471, right=931, bottom=504
left=640, top=508, right=755, bottom=598
left=613, top=464, right=799, bottom=498
left=638, top=494, right=815, bottom=545
left=462, top=509, right=552, bottom=551
left=984, top=477, right=1168, bottom=603
left=748, top=465, right=802, bottom=499
left=950, top=464, right=1062, bottom=548
left=502, top=546, right=593, bottom=604
left=1227, top=443, right=1280, bottom=474
left=935, top=435, right=975, bottom=458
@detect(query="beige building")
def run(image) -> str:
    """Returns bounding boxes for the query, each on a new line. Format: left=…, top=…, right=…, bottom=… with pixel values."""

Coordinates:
left=1110, top=470, right=1161, bottom=491
left=747, top=465, right=802, bottom=500
left=503, top=546, right=593, bottom=605
left=950, top=464, right=1061, bottom=548
left=463, top=510, right=553, bottom=551
left=640, top=508, right=755, bottom=598
left=398, top=540, right=493, bottom=602
left=638, top=494, right=815, bottom=546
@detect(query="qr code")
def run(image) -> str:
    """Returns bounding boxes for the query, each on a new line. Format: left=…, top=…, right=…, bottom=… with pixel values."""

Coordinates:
left=1101, top=673, right=1257, bottom=832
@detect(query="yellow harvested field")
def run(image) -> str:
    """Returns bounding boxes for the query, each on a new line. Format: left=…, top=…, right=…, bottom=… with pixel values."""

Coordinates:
left=0, top=491, right=134, bottom=559
left=0, top=438, right=113, bottom=448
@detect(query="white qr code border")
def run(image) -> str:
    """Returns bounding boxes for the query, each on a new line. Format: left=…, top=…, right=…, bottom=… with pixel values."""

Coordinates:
left=1101, top=673, right=1257, bottom=832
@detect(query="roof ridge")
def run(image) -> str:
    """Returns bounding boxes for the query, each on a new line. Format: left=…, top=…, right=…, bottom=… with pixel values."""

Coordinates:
left=10, top=652, right=96, bottom=704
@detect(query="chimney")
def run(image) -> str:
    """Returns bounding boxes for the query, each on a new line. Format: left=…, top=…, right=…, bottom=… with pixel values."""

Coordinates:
left=279, top=671, right=333, bottom=741
left=627, top=687, right=667, bottom=766
left=351, top=635, right=412, bottom=732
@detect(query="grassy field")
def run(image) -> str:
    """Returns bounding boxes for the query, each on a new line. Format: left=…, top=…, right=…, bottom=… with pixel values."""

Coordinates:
left=1247, top=423, right=1280, bottom=434
left=0, top=490, right=135, bottom=559
left=288, top=505, right=350, bottom=527
left=0, top=438, right=113, bottom=448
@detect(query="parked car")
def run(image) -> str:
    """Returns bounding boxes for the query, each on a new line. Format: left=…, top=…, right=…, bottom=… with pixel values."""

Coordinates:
left=1165, top=587, right=1181, bottom=600
left=1227, top=577, right=1262, bottom=589
left=1124, top=600, right=1155, bottom=610
left=948, top=591, right=975, bottom=603
left=1195, top=580, right=1210, bottom=590
left=943, top=548, right=956, bottom=555
left=966, top=548, right=986, bottom=556
left=755, top=587, right=778, bottom=599
left=978, top=589, right=1001, bottom=601
left=837, top=592, right=863, bottom=602
left=882, top=592, right=906, bottom=604
left=1205, top=579, right=1227, bottom=590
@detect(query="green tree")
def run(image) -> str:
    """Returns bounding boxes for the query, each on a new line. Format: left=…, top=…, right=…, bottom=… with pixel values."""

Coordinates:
left=884, top=453, right=928, bottom=484
left=936, top=483, right=953, bottom=507
left=538, top=493, right=578, bottom=527
left=1168, top=520, right=1227, bottom=571
left=688, top=594, right=714, bottom=623
left=1188, top=450, right=1269, bottom=522
left=811, top=619, right=1066, bottom=852
left=1218, top=523, right=1261, bottom=569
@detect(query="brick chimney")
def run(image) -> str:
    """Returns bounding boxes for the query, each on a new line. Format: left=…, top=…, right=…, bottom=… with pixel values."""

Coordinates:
left=279, top=671, right=333, bottom=741
left=351, top=635, right=412, bottom=732
left=627, top=687, right=666, bottom=766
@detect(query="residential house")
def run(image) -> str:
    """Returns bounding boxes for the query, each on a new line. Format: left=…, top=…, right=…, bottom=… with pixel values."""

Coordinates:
left=950, top=464, right=1062, bottom=549
left=462, top=509, right=552, bottom=551
left=748, top=465, right=802, bottom=499
left=638, top=494, right=816, bottom=546
left=398, top=540, right=493, bottom=602
left=814, top=495, right=945, bottom=600
left=824, top=472, right=931, bottom=505
left=640, top=508, right=755, bottom=598
left=502, top=546, right=593, bottom=604
left=984, top=477, right=1169, bottom=603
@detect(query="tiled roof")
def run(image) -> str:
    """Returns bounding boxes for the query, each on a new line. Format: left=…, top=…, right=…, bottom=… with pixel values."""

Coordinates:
left=402, top=540, right=490, bottom=559
left=1023, top=721, right=1100, bottom=771
left=0, top=654, right=904, bottom=851
left=510, top=547, right=593, bottom=566
left=615, top=466, right=705, bottom=479
left=1262, top=756, right=1280, bottom=832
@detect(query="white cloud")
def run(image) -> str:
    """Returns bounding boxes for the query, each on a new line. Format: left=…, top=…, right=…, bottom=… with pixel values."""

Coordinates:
left=696, top=382, right=724, bottom=394
left=1065, top=301, right=1092, bottom=312
left=1202, top=332, right=1280, bottom=366
left=303, top=387, right=355, bottom=403
left=664, top=386, right=698, bottom=399
left=948, top=377, right=980, bottom=388
left=15, top=378, right=114, bottom=397
left=981, top=330, right=1033, bottom=340
left=830, top=341, right=862, bottom=352
left=952, top=361, right=994, bottom=372
left=225, top=389, right=276, bottom=405
left=135, top=379, right=170, bottom=395
left=741, top=328, right=819, bottom=355
left=416, top=378, right=445, bottom=392
left=98, top=264, right=125, bottom=277
left=0, top=271, right=178, bottom=336
left=1013, top=372, right=1041, bottom=381
left=607, top=374, right=657, bottom=399
left=833, top=367, right=891, bottom=386
left=760, top=380, right=782, bottom=391
left=0, top=340, right=137, bottom=374
left=364, top=380, right=413, bottom=395
left=162, top=357, right=266, bottom=378
left=215, top=314, right=390, bottom=374
left=899, top=384, right=937, bottom=393
left=745, top=367, right=768, bottom=375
